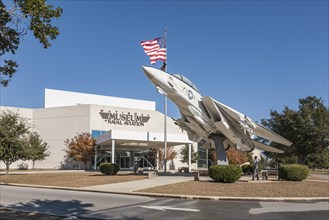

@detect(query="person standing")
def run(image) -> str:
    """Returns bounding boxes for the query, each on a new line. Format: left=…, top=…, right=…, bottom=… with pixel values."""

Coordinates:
left=252, top=156, right=260, bottom=180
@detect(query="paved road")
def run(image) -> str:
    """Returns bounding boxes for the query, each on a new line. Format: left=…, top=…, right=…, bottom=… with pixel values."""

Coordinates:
left=1, top=186, right=328, bottom=220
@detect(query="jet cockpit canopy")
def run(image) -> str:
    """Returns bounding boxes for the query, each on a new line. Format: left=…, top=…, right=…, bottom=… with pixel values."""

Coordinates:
left=172, top=74, right=200, bottom=93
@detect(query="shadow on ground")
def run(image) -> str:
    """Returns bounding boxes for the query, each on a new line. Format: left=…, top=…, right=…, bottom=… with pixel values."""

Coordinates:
left=6, top=199, right=101, bottom=219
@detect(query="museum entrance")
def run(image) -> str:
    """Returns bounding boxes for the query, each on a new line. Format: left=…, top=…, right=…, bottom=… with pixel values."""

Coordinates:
left=95, top=150, right=157, bottom=170
left=118, top=150, right=157, bottom=170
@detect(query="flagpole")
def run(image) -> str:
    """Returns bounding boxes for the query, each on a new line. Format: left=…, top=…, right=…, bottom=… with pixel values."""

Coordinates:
left=162, top=28, right=167, bottom=72
left=163, top=27, right=167, bottom=175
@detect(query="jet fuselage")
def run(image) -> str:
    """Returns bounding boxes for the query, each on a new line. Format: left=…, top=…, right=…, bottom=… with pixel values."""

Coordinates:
left=142, top=66, right=254, bottom=152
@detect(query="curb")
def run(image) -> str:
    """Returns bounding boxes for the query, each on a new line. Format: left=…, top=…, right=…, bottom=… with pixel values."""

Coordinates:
left=1, top=182, right=328, bottom=202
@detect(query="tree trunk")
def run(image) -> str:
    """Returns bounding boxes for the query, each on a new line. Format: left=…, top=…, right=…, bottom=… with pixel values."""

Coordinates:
left=5, top=163, right=10, bottom=175
left=33, top=160, right=35, bottom=169
left=299, top=154, right=307, bottom=165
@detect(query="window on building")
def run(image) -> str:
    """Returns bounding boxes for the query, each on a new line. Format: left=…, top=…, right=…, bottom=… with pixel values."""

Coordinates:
left=197, top=147, right=208, bottom=169
left=91, top=130, right=107, bottom=138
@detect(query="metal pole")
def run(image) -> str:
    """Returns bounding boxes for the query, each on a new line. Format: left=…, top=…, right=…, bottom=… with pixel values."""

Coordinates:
left=164, top=27, right=167, bottom=72
left=111, top=139, right=115, bottom=164
left=164, top=27, right=167, bottom=174
left=206, top=149, right=209, bottom=169
left=164, top=93, right=167, bottom=175
left=94, top=146, right=97, bottom=170
left=188, top=143, right=192, bottom=173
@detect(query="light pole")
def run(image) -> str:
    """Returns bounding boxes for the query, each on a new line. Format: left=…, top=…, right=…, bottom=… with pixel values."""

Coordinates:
left=156, top=86, right=167, bottom=175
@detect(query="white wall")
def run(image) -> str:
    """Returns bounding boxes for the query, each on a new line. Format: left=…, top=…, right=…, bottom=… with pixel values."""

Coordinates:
left=32, top=105, right=91, bottom=169
left=45, top=88, right=156, bottom=111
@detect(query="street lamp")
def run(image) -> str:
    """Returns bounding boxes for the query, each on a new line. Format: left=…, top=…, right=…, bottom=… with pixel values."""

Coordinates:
left=156, top=86, right=167, bottom=175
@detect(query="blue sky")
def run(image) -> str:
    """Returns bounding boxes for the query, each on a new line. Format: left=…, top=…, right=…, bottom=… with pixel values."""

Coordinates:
left=1, top=0, right=328, bottom=122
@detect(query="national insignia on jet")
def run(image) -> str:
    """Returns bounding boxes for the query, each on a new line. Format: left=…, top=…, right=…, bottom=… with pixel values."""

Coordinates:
left=188, top=90, right=194, bottom=100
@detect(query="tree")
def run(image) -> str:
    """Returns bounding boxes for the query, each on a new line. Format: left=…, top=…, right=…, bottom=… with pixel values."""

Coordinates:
left=64, top=132, right=96, bottom=170
left=0, top=110, right=30, bottom=174
left=0, top=0, right=63, bottom=87
left=156, top=147, right=177, bottom=170
left=226, top=146, right=249, bottom=165
left=26, top=132, right=50, bottom=169
left=180, top=145, right=198, bottom=164
left=208, top=148, right=217, bottom=167
left=262, top=96, right=329, bottom=164
left=305, top=149, right=329, bottom=169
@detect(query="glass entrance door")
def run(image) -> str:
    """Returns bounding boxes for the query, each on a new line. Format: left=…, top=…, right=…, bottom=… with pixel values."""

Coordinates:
left=120, top=157, right=130, bottom=168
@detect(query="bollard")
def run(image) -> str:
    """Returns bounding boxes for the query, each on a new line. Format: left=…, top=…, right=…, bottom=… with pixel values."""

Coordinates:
left=194, top=171, right=200, bottom=181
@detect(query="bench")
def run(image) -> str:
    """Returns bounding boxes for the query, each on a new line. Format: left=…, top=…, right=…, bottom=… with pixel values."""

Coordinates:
left=147, top=170, right=158, bottom=179
left=178, top=167, right=189, bottom=173
left=261, top=169, right=279, bottom=180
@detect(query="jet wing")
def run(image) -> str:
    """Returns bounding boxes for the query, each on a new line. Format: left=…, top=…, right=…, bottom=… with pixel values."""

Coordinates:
left=204, top=96, right=292, bottom=147
left=252, top=140, right=284, bottom=153
left=252, top=123, right=292, bottom=146
left=174, top=117, right=203, bottom=143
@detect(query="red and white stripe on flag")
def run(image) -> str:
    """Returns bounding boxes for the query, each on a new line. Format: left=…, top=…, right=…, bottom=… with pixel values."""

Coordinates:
left=141, top=37, right=167, bottom=64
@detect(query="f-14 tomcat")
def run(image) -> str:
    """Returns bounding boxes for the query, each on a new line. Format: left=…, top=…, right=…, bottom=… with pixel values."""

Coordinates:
left=142, top=66, right=292, bottom=165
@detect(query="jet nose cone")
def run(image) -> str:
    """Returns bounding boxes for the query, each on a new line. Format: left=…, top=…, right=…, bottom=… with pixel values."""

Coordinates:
left=142, top=66, right=155, bottom=80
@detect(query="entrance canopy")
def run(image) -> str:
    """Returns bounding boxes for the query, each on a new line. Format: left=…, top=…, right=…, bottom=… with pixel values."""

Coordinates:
left=95, top=129, right=192, bottom=151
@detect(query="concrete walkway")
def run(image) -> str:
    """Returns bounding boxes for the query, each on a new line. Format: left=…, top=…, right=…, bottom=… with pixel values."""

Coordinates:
left=80, top=174, right=278, bottom=193
left=81, top=173, right=209, bottom=193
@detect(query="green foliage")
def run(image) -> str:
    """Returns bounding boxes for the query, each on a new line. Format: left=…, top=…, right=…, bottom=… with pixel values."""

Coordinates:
left=270, top=156, right=299, bottom=167
left=242, top=164, right=253, bottom=174
left=0, top=110, right=30, bottom=174
left=99, top=163, right=115, bottom=175
left=262, top=96, right=329, bottom=165
left=0, top=0, right=63, bottom=87
left=0, top=110, right=49, bottom=173
left=25, top=132, right=50, bottom=169
left=209, top=164, right=242, bottom=183
left=278, top=164, right=309, bottom=181
left=112, top=163, right=120, bottom=175
left=180, top=145, right=198, bottom=164
left=305, top=150, right=329, bottom=169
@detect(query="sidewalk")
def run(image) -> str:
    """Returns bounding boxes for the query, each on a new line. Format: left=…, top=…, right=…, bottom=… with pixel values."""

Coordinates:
left=80, top=174, right=209, bottom=193
left=79, top=175, right=272, bottom=193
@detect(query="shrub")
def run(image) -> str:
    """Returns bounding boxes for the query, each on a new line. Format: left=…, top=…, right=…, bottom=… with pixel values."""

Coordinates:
left=99, top=163, right=114, bottom=175
left=209, top=164, right=242, bottom=183
left=241, top=164, right=253, bottom=175
left=112, top=163, right=120, bottom=174
left=278, top=164, right=309, bottom=181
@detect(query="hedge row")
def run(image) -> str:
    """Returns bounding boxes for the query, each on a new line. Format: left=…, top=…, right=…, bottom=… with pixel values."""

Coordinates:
left=278, top=164, right=309, bottom=181
left=241, top=164, right=253, bottom=174
left=209, top=163, right=309, bottom=182
left=99, top=163, right=120, bottom=175
left=209, top=164, right=242, bottom=183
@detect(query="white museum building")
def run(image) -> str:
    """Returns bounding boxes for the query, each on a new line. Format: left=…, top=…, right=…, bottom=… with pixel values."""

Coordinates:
left=0, top=89, right=204, bottom=171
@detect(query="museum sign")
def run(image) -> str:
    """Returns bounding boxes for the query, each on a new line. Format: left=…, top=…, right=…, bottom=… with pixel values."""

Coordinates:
left=99, top=110, right=150, bottom=126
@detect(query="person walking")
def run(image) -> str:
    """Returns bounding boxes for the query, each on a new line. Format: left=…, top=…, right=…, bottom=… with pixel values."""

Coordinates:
left=252, top=156, right=260, bottom=180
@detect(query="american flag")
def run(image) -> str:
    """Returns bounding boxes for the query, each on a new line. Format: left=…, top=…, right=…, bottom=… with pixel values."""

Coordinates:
left=140, top=37, right=167, bottom=64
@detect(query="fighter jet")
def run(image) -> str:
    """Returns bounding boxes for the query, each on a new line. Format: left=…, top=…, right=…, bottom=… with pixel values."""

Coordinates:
left=142, top=66, right=292, bottom=164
